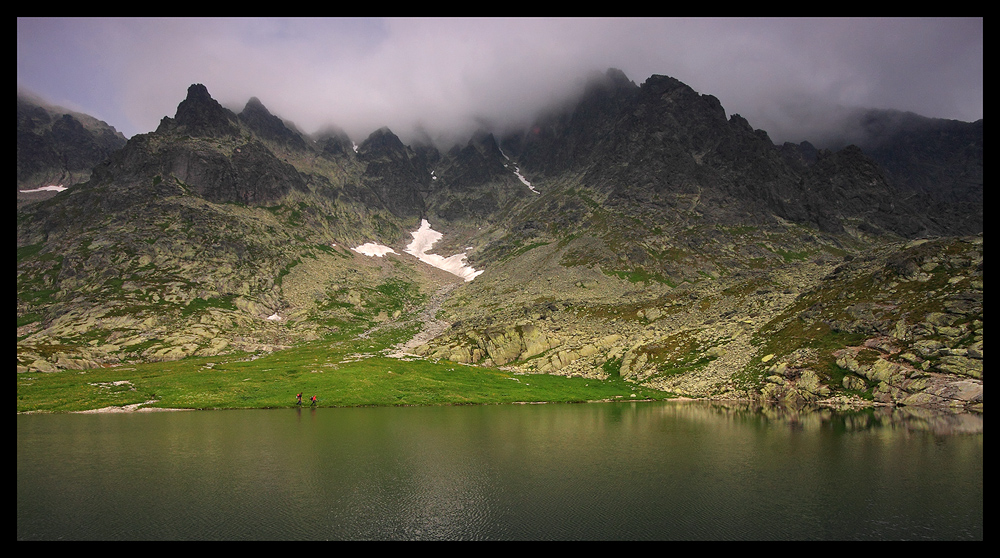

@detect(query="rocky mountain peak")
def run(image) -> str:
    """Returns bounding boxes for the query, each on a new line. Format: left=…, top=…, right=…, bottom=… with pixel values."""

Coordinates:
left=157, top=83, right=241, bottom=138
left=727, top=113, right=755, bottom=133
left=640, top=74, right=693, bottom=98
left=354, top=126, right=427, bottom=218
left=358, top=127, right=409, bottom=161
left=467, top=129, right=502, bottom=156
left=603, top=67, right=635, bottom=88
left=579, top=67, right=638, bottom=99
left=244, top=96, right=266, bottom=111
left=16, top=92, right=127, bottom=199
left=315, top=126, right=354, bottom=158
left=186, top=83, right=213, bottom=102
left=238, top=96, right=308, bottom=151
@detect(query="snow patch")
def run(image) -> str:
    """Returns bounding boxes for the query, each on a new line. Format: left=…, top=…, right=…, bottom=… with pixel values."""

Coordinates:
left=352, top=220, right=484, bottom=281
left=266, top=312, right=282, bottom=321
left=498, top=146, right=538, bottom=194
left=20, top=185, right=67, bottom=193
left=404, top=219, right=483, bottom=282
left=352, top=243, right=397, bottom=257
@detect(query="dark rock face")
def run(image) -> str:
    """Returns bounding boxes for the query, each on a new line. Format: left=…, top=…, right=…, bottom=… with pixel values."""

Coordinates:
left=196, top=140, right=308, bottom=204
left=823, top=109, right=983, bottom=204
left=87, top=136, right=306, bottom=207
left=777, top=141, right=819, bottom=169
left=22, top=74, right=981, bottom=239
left=238, top=97, right=309, bottom=152
left=513, top=68, right=640, bottom=177
left=803, top=109, right=983, bottom=236
left=315, top=126, right=355, bottom=159
left=78, top=85, right=307, bottom=208
left=448, top=130, right=512, bottom=189
left=156, top=84, right=242, bottom=138
left=17, top=94, right=127, bottom=191
left=356, top=127, right=428, bottom=219
left=419, top=130, right=529, bottom=222
left=501, top=70, right=980, bottom=239
left=19, top=72, right=985, bottom=240
left=796, top=146, right=911, bottom=235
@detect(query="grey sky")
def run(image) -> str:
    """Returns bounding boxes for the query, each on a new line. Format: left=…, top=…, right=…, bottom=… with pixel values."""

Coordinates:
left=17, top=17, right=983, bottom=146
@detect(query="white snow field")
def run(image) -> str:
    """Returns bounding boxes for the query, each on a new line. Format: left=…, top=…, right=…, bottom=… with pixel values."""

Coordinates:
left=353, top=219, right=483, bottom=282
left=19, top=185, right=67, bottom=193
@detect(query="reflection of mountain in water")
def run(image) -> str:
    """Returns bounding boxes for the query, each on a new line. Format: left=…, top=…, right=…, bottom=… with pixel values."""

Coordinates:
left=688, top=400, right=983, bottom=436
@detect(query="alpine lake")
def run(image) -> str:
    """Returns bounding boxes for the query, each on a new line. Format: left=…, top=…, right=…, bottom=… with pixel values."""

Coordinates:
left=17, top=400, right=982, bottom=541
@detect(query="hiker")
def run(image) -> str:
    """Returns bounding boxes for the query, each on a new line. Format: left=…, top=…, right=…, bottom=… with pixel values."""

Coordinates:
left=310, top=395, right=318, bottom=406
left=296, top=393, right=302, bottom=406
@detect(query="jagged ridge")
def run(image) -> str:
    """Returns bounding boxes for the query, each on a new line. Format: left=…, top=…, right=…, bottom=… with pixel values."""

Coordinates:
left=16, top=72, right=983, bottom=410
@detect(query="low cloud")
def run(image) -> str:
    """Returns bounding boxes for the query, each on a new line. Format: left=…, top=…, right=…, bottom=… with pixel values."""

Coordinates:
left=18, top=18, right=982, bottom=146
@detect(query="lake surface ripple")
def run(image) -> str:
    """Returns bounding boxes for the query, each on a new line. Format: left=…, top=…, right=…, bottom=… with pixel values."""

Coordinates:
left=17, top=401, right=983, bottom=540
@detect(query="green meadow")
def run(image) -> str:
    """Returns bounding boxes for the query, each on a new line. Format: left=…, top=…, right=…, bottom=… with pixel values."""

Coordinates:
left=16, top=325, right=675, bottom=414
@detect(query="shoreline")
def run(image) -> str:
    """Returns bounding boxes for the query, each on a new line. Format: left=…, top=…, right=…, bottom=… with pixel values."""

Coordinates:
left=71, top=400, right=194, bottom=414
left=20, top=396, right=698, bottom=415
left=18, top=391, right=978, bottom=416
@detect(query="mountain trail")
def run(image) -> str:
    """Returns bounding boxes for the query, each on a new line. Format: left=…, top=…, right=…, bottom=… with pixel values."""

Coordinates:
left=385, top=281, right=461, bottom=359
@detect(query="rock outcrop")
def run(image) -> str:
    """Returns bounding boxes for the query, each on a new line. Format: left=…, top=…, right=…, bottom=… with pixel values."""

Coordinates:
left=17, top=92, right=127, bottom=199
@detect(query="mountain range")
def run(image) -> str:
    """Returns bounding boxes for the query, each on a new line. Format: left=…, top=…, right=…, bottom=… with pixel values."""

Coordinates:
left=16, top=69, right=983, bottom=410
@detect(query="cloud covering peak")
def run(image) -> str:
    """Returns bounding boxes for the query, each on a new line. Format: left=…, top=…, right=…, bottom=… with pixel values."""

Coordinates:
left=18, top=18, right=982, bottom=146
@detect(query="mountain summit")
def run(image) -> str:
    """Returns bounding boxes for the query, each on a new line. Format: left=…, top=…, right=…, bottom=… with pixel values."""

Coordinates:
left=156, top=83, right=242, bottom=138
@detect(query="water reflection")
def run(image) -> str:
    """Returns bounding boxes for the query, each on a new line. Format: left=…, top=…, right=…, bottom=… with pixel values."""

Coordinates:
left=694, top=400, right=983, bottom=435
left=18, top=401, right=982, bottom=540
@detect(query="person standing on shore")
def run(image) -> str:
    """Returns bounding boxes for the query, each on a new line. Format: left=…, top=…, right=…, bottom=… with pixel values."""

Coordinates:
left=296, top=393, right=303, bottom=406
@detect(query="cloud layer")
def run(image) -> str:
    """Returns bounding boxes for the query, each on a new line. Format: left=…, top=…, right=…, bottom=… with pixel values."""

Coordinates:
left=18, top=18, right=983, bottom=146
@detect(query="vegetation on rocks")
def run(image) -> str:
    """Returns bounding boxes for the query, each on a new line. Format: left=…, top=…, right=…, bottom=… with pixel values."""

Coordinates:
left=16, top=74, right=983, bottom=414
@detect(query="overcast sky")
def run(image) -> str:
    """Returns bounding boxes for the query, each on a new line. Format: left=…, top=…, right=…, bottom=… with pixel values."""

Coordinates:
left=17, top=17, right=983, bottom=147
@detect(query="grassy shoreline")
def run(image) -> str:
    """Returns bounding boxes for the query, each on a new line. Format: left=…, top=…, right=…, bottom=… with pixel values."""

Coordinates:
left=16, top=335, right=678, bottom=414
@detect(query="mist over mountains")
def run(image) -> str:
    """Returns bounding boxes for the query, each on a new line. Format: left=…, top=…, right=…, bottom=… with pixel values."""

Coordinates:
left=16, top=68, right=983, bottom=410
left=17, top=90, right=127, bottom=202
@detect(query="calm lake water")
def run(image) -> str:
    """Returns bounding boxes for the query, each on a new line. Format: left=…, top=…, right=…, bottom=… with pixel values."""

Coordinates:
left=17, top=401, right=982, bottom=541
